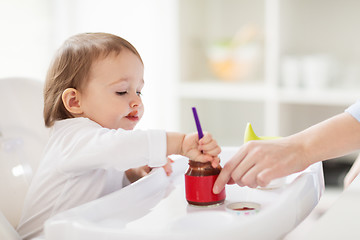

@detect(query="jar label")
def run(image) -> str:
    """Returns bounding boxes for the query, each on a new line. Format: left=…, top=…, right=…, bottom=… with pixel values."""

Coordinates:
left=185, top=175, right=226, bottom=203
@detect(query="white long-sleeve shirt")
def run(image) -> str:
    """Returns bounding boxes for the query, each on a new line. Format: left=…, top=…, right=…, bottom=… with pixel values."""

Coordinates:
left=16, top=117, right=167, bottom=240
left=346, top=99, right=360, bottom=122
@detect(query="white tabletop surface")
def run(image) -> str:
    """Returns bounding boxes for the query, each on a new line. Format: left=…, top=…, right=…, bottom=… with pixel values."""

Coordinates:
left=44, top=147, right=324, bottom=240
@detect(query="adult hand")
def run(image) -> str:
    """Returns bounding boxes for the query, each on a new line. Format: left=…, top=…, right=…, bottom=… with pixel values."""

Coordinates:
left=213, top=138, right=310, bottom=193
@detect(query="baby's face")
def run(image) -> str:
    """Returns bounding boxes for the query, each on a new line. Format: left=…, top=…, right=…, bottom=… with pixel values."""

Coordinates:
left=79, top=50, right=144, bottom=130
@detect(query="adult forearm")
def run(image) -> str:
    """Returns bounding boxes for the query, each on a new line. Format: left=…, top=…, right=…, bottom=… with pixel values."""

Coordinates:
left=291, top=112, right=360, bottom=165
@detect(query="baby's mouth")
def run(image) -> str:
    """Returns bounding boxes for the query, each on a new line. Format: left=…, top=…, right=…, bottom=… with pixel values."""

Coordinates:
left=126, top=111, right=139, bottom=121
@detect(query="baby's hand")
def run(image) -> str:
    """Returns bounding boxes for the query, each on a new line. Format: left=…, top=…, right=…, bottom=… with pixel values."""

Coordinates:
left=182, top=132, right=221, bottom=168
left=125, top=165, right=152, bottom=183
left=163, top=157, right=174, bottom=176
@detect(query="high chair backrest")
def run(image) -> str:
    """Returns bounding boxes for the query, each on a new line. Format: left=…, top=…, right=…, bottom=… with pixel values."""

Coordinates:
left=0, top=211, right=21, bottom=240
left=0, top=78, right=48, bottom=230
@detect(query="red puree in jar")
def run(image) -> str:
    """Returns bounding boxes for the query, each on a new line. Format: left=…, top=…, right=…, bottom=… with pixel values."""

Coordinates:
left=185, top=160, right=226, bottom=206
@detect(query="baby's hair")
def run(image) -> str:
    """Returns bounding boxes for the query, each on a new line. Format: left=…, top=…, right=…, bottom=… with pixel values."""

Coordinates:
left=43, top=32, right=142, bottom=127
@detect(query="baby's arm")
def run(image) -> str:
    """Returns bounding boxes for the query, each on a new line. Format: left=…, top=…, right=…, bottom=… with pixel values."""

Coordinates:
left=125, top=132, right=220, bottom=182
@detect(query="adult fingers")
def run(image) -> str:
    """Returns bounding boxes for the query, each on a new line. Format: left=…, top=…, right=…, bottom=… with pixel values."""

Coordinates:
left=213, top=165, right=232, bottom=194
left=213, top=147, right=247, bottom=193
left=236, top=164, right=264, bottom=188
left=225, top=149, right=262, bottom=188
left=257, top=164, right=292, bottom=187
left=227, top=178, right=236, bottom=185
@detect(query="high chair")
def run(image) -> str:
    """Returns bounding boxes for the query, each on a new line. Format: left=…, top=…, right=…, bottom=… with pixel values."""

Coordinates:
left=0, top=78, right=48, bottom=239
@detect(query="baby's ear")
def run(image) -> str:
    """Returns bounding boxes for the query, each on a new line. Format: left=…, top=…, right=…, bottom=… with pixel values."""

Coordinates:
left=62, top=88, right=83, bottom=115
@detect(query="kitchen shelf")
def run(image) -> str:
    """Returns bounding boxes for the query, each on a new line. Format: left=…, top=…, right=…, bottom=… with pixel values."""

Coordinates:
left=179, top=81, right=267, bottom=101
left=175, top=0, right=360, bottom=147
left=179, top=81, right=359, bottom=106
left=278, top=88, right=359, bottom=106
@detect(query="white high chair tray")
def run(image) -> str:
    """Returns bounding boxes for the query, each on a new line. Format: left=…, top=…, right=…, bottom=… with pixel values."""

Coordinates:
left=44, top=147, right=324, bottom=240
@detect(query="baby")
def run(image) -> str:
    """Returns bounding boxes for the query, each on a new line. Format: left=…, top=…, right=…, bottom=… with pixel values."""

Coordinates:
left=17, top=32, right=221, bottom=239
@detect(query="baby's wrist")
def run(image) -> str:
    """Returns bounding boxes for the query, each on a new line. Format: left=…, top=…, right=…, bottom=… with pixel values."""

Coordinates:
left=179, top=133, right=186, bottom=156
left=166, top=132, right=186, bottom=156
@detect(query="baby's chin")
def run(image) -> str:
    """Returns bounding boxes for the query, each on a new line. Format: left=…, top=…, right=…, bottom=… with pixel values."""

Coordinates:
left=99, top=123, right=136, bottom=131
left=103, top=118, right=140, bottom=130
left=121, top=126, right=136, bottom=130
left=116, top=122, right=138, bottom=131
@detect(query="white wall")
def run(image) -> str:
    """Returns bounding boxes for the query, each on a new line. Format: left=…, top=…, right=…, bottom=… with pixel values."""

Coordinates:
left=0, top=0, right=180, bottom=130
left=0, top=0, right=52, bottom=81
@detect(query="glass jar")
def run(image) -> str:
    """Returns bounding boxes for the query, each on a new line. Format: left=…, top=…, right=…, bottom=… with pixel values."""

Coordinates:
left=185, top=160, right=226, bottom=206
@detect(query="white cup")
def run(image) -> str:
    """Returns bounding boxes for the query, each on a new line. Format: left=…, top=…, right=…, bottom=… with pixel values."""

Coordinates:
left=302, top=55, right=337, bottom=89
left=281, top=57, right=301, bottom=89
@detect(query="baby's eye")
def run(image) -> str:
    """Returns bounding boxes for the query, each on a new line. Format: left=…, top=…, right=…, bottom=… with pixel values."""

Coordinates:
left=136, top=91, right=142, bottom=96
left=116, top=91, right=127, bottom=96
